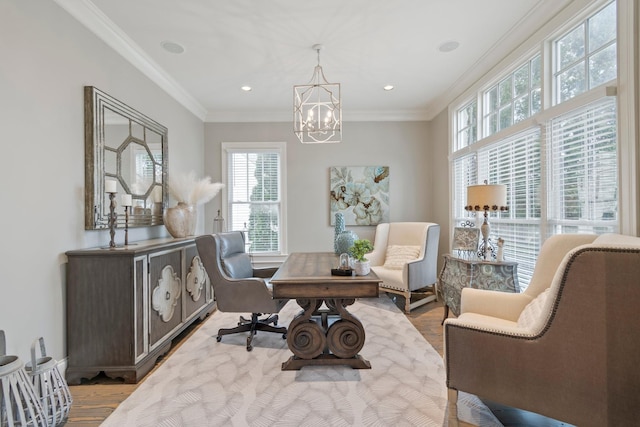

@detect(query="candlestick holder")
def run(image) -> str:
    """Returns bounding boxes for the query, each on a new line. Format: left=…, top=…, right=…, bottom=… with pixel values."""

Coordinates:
left=108, top=192, right=117, bottom=248
left=123, top=206, right=130, bottom=246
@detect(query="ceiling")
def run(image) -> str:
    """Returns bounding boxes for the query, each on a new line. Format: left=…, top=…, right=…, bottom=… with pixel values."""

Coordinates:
left=55, top=0, right=572, bottom=122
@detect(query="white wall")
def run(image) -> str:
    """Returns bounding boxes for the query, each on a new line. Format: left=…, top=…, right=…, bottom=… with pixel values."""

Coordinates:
left=0, top=1, right=204, bottom=361
left=204, top=121, right=438, bottom=253
left=427, top=108, right=451, bottom=267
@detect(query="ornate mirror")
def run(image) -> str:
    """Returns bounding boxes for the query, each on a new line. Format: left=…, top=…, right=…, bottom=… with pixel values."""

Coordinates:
left=84, top=86, right=168, bottom=230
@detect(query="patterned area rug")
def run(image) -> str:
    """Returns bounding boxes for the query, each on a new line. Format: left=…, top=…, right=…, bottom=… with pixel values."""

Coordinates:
left=101, top=296, right=502, bottom=426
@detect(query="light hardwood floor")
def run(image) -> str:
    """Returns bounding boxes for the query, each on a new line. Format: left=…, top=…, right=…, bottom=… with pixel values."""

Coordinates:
left=65, top=295, right=571, bottom=426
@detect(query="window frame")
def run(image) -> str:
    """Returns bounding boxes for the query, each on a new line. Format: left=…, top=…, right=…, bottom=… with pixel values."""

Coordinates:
left=552, top=1, right=617, bottom=104
left=482, top=54, right=542, bottom=137
left=221, top=141, right=288, bottom=258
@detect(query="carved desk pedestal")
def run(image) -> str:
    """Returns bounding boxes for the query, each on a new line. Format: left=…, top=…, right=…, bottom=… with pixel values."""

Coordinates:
left=65, top=237, right=215, bottom=384
left=271, top=252, right=380, bottom=371
left=283, top=298, right=370, bottom=370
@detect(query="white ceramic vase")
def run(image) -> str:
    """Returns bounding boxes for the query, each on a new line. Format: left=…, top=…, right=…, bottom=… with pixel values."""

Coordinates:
left=354, top=260, right=371, bottom=276
left=163, top=202, right=196, bottom=238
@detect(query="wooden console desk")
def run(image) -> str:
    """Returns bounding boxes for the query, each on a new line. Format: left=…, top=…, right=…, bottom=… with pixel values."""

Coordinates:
left=270, top=252, right=381, bottom=370
left=438, top=254, right=519, bottom=323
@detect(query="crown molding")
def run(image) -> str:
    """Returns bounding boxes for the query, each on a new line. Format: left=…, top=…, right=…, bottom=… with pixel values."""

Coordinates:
left=205, top=109, right=429, bottom=123
left=53, top=0, right=208, bottom=121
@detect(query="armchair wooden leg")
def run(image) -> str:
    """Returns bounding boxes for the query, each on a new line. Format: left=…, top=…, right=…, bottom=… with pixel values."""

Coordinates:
left=447, top=388, right=459, bottom=427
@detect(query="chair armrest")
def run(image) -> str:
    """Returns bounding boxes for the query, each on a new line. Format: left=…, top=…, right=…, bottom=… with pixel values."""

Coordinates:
left=404, top=254, right=437, bottom=290
left=367, top=247, right=386, bottom=266
left=216, top=276, right=284, bottom=313
left=460, top=288, right=533, bottom=322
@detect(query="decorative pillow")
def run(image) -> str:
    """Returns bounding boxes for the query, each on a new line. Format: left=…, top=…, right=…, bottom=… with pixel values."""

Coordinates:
left=383, top=245, right=421, bottom=270
left=517, top=288, right=552, bottom=329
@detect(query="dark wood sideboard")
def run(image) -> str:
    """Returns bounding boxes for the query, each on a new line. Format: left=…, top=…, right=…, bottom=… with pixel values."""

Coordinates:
left=65, top=237, right=215, bottom=384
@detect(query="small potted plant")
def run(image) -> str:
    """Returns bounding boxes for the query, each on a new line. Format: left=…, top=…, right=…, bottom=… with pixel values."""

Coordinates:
left=349, top=239, right=374, bottom=276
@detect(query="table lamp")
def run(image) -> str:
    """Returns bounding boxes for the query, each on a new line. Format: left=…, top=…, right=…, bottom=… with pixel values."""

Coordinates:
left=465, top=182, right=508, bottom=260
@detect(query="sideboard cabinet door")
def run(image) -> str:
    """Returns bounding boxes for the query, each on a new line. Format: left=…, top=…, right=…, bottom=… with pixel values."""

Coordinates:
left=148, top=248, right=184, bottom=350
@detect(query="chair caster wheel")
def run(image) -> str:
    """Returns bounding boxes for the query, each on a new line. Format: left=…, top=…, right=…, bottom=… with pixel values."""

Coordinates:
left=216, top=336, right=222, bottom=342
left=282, top=333, right=287, bottom=339
left=246, top=337, right=253, bottom=351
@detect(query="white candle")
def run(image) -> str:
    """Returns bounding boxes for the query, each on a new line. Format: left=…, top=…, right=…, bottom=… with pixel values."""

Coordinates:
left=121, top=194, right=132, bottom=206
left=152, top=186, right=163, bottom=203
left=105, top=180, right=117, bottom=193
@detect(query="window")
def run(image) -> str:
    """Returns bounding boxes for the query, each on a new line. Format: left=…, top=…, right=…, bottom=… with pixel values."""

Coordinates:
left=479, top=129, right=542, bottom=286
left=554, top=1, right=616, bottom=103
left=455, top=100, right=477, bottom=151
left=483, top=55, right=541, bottom=136
left=222, top=142, right=287, bottom=254
left=547, top=98, right=618, bottom=234
left=451, top=1, right=618, bottom=289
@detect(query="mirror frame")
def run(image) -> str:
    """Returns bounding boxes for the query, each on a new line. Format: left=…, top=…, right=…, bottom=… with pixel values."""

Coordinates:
left=84, top=86, right=168, bottom=230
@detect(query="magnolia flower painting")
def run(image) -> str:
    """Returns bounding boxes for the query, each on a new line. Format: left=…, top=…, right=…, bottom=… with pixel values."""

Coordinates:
left=330, top=166, right=390, bottom=225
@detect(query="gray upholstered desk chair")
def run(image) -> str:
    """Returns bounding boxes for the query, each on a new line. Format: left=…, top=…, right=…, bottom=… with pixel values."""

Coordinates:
left=195, top=232, right=288, bottom=351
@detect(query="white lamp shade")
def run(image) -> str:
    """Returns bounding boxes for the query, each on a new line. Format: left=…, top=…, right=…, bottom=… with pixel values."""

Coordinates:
left=466, top=184, right=507, bottom=211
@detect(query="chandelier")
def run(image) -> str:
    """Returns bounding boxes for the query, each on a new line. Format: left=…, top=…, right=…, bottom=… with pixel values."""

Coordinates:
left=294, top=44, right=342, bottom=143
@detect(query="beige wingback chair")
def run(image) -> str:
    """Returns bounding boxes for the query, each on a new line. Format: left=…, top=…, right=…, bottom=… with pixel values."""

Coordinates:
left=444, top=233, right=640, bottom=427
left=368, top=222, right=440, bottom=312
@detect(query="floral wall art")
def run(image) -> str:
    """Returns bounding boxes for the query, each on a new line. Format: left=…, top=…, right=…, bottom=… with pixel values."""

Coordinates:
left=330, top=166, right=390, bottom=225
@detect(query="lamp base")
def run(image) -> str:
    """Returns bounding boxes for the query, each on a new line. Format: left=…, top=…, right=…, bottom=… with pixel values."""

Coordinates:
left=478, top=211, right=495, bottom=261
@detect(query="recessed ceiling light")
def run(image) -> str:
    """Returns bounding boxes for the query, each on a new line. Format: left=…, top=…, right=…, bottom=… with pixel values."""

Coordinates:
left=161, top=40, right=185, bottom=54
left=383, top=85, right=394, bottom=91
left=241, top=86, right=252, bottom=92
left=438, top=40, right=460, bottom=53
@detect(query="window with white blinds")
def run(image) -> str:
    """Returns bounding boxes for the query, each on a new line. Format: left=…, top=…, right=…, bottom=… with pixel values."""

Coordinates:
left=547, top=98, right=618, bottom=234
left=453, top=154, right=477, bottom=221
left=478, top=129, right=542, bottom=286
left=223, top=143, right=285, bottom=254
left=450, top=1, right=619, bottom=290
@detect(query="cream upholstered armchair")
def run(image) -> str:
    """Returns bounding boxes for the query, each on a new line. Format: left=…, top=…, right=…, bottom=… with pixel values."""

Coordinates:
left=444, top=233, right=640, bottom=427
left=368, top=222, right=440, bottom=312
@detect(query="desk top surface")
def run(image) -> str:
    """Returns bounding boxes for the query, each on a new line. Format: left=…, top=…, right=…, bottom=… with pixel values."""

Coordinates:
left=270, top=252, right=380, bottom=299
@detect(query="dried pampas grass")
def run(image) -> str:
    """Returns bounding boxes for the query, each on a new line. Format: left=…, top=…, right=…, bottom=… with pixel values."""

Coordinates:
left=168, top=171, right=224, bottom=205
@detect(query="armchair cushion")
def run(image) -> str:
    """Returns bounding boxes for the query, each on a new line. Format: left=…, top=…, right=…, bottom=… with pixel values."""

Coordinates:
left=460, top=288, right=532, bottom=322
left=516, top=287, right=552, bottom=329
left=383, top=245, right=421, bottom=270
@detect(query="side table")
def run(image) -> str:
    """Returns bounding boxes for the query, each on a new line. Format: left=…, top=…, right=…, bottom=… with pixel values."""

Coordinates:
left=438, top=254, right=519, bottom=323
